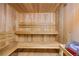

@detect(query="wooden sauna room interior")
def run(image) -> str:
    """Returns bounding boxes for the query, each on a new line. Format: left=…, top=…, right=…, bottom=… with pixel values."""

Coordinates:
left=0, top=3, right=79, bottom=56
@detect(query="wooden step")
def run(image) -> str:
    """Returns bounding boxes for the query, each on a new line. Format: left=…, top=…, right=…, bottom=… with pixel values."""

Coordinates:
left=0, top=41, right=17, bottom=56
left=0, top=32, right=16, bottom=50
left=15, top=30, right=58, bottom=35
left=18, top=41, right=60, bottom=49
left=0, top=37, right=16, bottom=50
left=0, top=41, right=9, bottom=49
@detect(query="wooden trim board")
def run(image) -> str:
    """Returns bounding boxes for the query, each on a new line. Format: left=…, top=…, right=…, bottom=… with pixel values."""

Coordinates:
left=15, top=31, right=58, bottom=35
left=59, top=44, right=73, bottom=56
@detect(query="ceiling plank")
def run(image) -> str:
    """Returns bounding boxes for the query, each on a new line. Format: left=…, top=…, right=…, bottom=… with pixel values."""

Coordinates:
left=9, top=3, right=61, bottom=13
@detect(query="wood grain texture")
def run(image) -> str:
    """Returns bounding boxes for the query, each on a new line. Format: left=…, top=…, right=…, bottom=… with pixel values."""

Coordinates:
left=17, top=41, right=60, bottom=49
left=17, top=35, right=57, bottom=44
left=0, top=32, right=17, bottom=56
left=9, top=3, right=60, bottom=13
left=70, top=4, right=79, bottom=42
left=15, top=13, right=58, bottom=44
left=55, top=4, right=74, bottom=44
left=5, top=4, right=17, bottom=32
left=0, top=4, right=6, bottom=32
left=55, top=4, right=65, bottom=43
left=0, top=4, right=18, bottom=56
left=0, top=3, right=62, bottom=56
left=0, top=4, right=18, bottom=33
left=0, top=41, right=17, bottom=56
left=16, top=13, right=57, bottom=34
left=10, top=49, right=59, bottom=56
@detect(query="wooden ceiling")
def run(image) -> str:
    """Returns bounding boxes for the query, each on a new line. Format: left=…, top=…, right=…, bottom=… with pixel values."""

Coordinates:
left=9, top=3, right=60, bottom=13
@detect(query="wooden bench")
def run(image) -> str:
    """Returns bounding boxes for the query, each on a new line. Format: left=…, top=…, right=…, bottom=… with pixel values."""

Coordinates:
left=0, top=32, right=72, bottom=56
left=18, top=41, right=60, bottom=49
left=17, top=41, right=64, bottom=56
left=0, top=32, right=17, bottom=56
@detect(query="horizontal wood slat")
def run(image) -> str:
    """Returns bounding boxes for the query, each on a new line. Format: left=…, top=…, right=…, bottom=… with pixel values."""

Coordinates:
left=9, top=3, right=60, bottom=13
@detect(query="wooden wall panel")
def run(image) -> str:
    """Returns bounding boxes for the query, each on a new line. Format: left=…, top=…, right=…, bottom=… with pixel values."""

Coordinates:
left=0, top=4, right=18, bottom=33
left=16, top=13, right=57, bottom=44
left=5, top=4, right=16, bottom=32
left=17, top=35, right=56, bottom=44
left=55, top=7, right=59, bottom=43
left=0, top=4, right=6, bottom=32
left=16, top=13, right=56, bottom=34
left=15, top=11, right=21, bottom=32
left=55, top=4, right=65, bottom=43
left=56, top=4, right=79, bottom=44
left=63, top=4, right=74, bottom=43
left=0, top=3, right=20, bottom=43
left=70, top=4, right=79, bottom=42
left=23, top=13, right=55, bottom=25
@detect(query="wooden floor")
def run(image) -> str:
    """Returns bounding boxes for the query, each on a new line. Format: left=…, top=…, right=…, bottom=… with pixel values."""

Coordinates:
left=10, top=49, right=59, bottom=56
